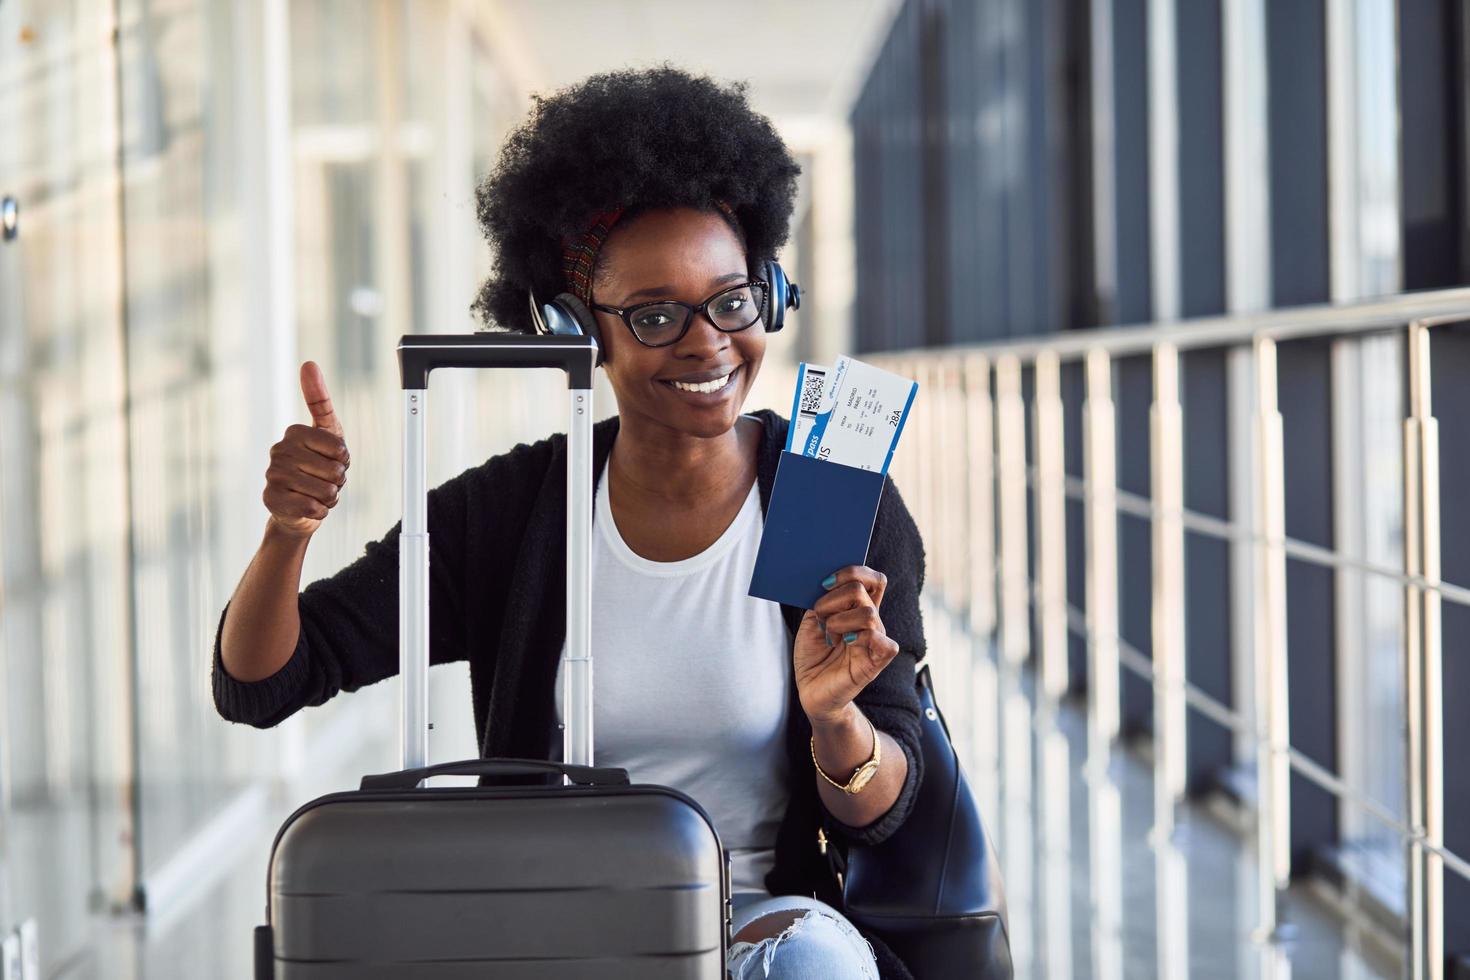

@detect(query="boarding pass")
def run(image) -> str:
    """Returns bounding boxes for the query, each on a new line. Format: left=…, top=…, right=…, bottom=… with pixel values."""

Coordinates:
left=790, top=355, right=917, bottom=473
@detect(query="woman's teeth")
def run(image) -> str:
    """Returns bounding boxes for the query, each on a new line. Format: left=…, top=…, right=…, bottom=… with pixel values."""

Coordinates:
left=669, top=370, right=734, bottom=394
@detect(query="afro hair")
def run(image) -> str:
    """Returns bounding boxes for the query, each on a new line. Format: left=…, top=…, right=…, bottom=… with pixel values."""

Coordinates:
left=471, top=63, right=802, bottom=334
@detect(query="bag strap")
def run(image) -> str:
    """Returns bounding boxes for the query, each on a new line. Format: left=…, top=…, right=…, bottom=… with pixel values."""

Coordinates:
left=819, top=664, right=935, bottom=895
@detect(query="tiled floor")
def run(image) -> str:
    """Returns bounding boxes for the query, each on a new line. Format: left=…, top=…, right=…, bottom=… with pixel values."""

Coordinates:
left=51, top=604, right=1403, bottom=979
left=924, top=602, right=1402, bottom=980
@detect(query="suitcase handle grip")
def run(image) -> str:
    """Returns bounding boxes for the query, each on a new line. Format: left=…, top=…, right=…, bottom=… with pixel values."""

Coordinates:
left=397, top=334, right=597, bottom=390
left=359, top=757, right=630, bottom=791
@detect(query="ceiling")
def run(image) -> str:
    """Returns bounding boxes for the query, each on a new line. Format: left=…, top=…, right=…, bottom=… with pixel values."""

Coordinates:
left=476, top=0, right=902, bottom=150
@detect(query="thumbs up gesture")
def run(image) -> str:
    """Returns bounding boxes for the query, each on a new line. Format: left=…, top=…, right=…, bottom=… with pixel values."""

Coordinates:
left=263, top=361, right=351, bottom=538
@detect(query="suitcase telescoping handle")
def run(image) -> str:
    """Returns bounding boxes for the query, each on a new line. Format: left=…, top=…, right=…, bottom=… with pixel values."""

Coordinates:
left=396, top=334, right=598, bottom=784
left=360, top=758, right=629, bottom=791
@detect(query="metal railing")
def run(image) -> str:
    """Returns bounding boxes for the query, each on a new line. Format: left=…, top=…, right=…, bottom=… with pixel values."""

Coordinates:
left=869, top=286, right=1470, bottom=980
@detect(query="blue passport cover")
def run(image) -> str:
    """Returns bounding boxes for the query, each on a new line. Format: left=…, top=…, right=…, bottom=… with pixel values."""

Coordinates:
left=748, top=451, right=886, bottom=610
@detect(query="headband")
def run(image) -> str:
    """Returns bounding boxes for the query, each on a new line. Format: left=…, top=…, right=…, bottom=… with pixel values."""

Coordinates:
left=559, top=200, right=738, bottom=307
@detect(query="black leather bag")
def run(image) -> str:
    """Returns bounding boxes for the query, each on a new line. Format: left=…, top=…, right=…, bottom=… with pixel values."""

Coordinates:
left=822, top=663, right=1013, bottom=979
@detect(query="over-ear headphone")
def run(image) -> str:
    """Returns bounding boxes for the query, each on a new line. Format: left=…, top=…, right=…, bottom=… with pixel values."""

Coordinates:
left=528, top=258, right=801, bottom=367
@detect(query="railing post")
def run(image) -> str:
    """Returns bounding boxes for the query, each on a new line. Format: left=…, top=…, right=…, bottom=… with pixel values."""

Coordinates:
left=1404, top=319, right=1444, bottom=980
left=913, top=358, right=937, bottom=575
left=1084, top=349, right=1121, bottom=754
left=1040, top=712, right=1074, bottom=979
left=996, top=355, right=1030, bottom=666
left=966, top=355, right=997, bottom=639
left=939, top=360, right=967, bottom=613
left=1000, top=651, right=1036, bottom=976
left=1226, top=346, right=1261, bottom=787
left=1089, top=763, right=1125, bottom=980
left=924, top=358, right=943, bottom=600
left=1033, top=351, right=1069, bottom=699
left=1252, top=335, right=1291, bottom=939
left=891, top=357, right=916, bottom=528
left=1151, top=343, right=1187, bottom=834
left=1157, top=831, right=1191, bottom=980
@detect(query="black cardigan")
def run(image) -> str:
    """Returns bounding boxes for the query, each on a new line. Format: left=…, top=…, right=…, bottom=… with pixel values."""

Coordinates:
left=212, top=407, right=929, bottom=979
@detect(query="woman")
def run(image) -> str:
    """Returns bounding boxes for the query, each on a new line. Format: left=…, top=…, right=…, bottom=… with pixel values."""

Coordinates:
left=214, top=64, right=929, bottom=980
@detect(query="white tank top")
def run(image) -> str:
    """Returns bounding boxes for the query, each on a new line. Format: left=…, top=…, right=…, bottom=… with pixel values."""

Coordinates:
left=553, top=450, right=792, bottom=897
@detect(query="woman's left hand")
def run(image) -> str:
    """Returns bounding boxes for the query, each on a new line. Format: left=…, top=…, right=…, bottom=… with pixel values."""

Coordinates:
left=794, top=565, right=902, bottom=725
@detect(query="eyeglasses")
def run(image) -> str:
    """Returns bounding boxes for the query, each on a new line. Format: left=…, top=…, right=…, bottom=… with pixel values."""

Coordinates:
left=590, top=280, right=768, bottom=348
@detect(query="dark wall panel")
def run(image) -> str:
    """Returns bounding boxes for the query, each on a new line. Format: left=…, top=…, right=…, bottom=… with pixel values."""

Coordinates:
left=1277, top=340, right=1339, bottom=866
left=1088, top=2, right=1152, bottom=732
left=1115, top=354, right=1153, bottom=731
left=1182, top=350, right=1233, bottom=790
left=1175, top=0, right=1225, bottom=317
left=975, top=0, right=1011, bottom=341
left=945, top=0, right=983, bottom=344
left=853, top=83, right=873, bottom=352
left=851, top=0, right=1090, bottom=347
left=1174, top=0, right=1232, bottom=792
left=1063, top=360, right=1088, bottom=690
left=846, top=0, right=1470, bottom=948
left=849, top=0, right=916, bottom=351
left=1265, top=0, right=1329, bottom=307
left=1262, top=0, right=1339, bottom=872
left=1399, top=0, right=1468, bottom=290
left=896, top=5, right=925, bottom=351
left=921, top=0, right=949, bottom=347
left=1430, top=326, right=1470, bottom=957
left=1109, top=0, right=1152, bottom=326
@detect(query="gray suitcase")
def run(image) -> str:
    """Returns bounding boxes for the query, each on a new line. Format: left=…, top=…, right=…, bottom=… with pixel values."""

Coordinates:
left=254, top=334, right=732, bottom=979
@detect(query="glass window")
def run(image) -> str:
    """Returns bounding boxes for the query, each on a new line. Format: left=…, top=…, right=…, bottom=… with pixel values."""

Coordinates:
left=115, top=0, right=284, bottom=886
left=289, top=0, right=378, bottom=128
left=0, top=0, right=135, bottom=970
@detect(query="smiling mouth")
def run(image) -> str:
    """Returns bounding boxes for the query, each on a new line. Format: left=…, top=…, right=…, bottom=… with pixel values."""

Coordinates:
left=661, top=366, right=739, bottom=395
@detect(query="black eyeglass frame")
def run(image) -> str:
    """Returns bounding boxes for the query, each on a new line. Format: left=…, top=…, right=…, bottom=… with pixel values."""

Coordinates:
left=589, top=279, right=770, bottom=348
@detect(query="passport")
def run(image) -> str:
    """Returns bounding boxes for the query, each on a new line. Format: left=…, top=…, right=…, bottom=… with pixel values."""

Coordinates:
left=748, top=450, right=886, bottom=610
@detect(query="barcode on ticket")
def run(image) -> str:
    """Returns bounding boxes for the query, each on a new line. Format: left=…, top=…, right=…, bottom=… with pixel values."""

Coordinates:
left=787, top=362, right=831, bottom=453
left=799, top=366, right=827, bottom=415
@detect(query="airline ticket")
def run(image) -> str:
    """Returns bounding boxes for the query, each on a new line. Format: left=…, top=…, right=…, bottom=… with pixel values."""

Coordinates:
left=793, top=355, right=917, bottom=474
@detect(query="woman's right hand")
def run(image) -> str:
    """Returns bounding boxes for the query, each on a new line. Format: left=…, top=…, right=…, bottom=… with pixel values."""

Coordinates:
left=264, top=361, right=351, bottom=538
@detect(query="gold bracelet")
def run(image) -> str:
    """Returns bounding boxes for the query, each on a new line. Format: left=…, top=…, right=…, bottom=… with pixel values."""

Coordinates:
left=810, top=712, right=881, bottom=794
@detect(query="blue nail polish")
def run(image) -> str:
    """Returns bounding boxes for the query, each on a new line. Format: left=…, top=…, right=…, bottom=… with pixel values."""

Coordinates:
left=843, top=632, right=858, bottom=644
left=822, top=573, right=837, bottom=589
left=824, top=631, right=833, bottom=647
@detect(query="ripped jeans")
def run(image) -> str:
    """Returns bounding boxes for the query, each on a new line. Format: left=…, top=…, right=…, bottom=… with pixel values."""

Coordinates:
left=726, top=892, right=880, bottom=979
